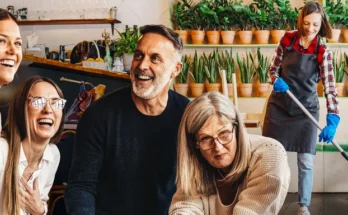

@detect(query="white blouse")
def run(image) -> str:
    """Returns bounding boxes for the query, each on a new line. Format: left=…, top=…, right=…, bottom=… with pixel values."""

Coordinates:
left=0, top=137, right=60, bottom=215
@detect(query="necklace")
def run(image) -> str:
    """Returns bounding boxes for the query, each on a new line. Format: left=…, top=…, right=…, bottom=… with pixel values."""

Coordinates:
left=217, top=169, right=226, bottom=179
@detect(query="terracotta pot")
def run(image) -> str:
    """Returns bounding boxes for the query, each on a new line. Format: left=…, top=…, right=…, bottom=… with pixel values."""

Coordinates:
left=255, top=83, right=270, bottom=97
left=317, top=81, right=324, bottom=97
left=237, top=30, right=253, bottom=44
left=327, top=29, right=341, bottom=43
left=175, top=30, right=189, bottom=44
left=227, top=83, right=234, bottom=97
left=254, top=30, right=270, bottom=44
left=205, top=83, right=221, bottom=92
left=270, top=30, right=285, bottom=44
left=220, top=30, right=235, bottom=44
left=189, top=83, right=205, bottom=97
left=336, top=82, right=344, bottom=97
left=190, top=30, right=205, bottom=44
left=174, top=83, right=189, bottom=97
left=341, top=29, right=348, bottom=43
left=238, top=83, right=253, bottom=97
left=206, top=30, right=220, bottom=44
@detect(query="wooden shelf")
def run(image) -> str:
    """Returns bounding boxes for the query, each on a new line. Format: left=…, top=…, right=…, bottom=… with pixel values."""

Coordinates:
left=23, top=54, right=130, bottom=80
left=184, top=43, right=348, bottom=48
left=18, top=18, right=121, bottom=26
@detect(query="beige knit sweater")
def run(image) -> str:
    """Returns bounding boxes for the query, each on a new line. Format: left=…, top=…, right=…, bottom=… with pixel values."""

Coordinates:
left=169, top=134, right=291, bottom=215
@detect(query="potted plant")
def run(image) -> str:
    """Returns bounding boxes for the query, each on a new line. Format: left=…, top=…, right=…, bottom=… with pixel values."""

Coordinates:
left=203, top=50, right=221, bottom=92
left=324, top=0, right=345, bottom=42
left=187, top=0, right=206, bottom=44
left=218, top=1, right=237, bottom=44
left=174, top=55, right=191, bottom=97
left=199, top=0, right=221, bottom=44
left=114, top=25, right=141, bottom=72
left=236, top=52, right=254, bottom=97
left=268, top=0, right=293, bottom=43
left=189, top=50, right=205, bottom=97
left=333, top=50, right=345, bottom=96
left=250, top=47, right=272, bottom=97
left=232, top=3, right=255, bottom=44
left=172, top=0, right=191, bottom=44
left=251, top=0, right=271, bottom=44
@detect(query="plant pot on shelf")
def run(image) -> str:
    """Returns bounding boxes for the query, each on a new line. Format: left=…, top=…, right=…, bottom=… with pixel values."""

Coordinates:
left=237, top=30, right=253, bottom=44
left=220, top=30, right=236, bottom=44
left=317, top=81, right=324, bottom=97
left=238, top=83, right=253, bottom=97
left=227, top=83, right=234, bottom=97
left=205, top=83, right=221, bottom=92
left=327, top=29, right=341, bottom=43
left=206, top=30, right=220, bottom=44
left=174, top=83, right=189, bottom=97
left=189, top=83, right=205, bottom=97
left=336, top=82, right=345, bottom=97
left=175, top=30, right=189, bottom=44
left=254, top=30, right=270, bottom=44
left=123, top=53, right=133, bottom=72
left=270, top=30, right=285, bottom=44
left=190, top=30, right=205, bottom=44
left=341, top=29, right=348, bottom=43
left=255, top=82, right=270, bottom=97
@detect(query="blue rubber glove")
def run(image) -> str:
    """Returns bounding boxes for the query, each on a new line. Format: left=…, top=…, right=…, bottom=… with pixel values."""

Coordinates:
left=273, top=77, right=289, bottom=92
left=319, top=114, right=340, bottom=143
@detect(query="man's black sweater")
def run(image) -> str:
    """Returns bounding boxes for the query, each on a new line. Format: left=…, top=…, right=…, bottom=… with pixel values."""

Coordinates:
left=65, top=86, right=189, bottom=215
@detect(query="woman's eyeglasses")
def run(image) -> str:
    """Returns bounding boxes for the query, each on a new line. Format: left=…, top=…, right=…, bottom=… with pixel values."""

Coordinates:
left=196, top=122, right=238, bottom=151
left=28, top=96, right=67, bottom=110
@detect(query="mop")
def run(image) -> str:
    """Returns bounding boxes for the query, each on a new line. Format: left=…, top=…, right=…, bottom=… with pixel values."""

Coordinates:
left=286, top=90, right=348, bottom=161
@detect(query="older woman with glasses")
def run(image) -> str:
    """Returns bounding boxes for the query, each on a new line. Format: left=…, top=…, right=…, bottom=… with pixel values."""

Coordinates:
left=0, top=75, right=66, bottom=215
left=169, top=92, right=290, bottom=215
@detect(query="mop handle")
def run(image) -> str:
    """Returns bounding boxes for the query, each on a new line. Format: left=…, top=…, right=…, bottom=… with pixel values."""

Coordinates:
left=286, top=90, right=348, bottom=161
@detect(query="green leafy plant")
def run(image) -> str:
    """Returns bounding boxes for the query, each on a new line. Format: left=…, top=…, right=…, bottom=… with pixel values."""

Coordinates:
left=114, top=26, right=141, bottom=57
left=324, top=0, right=345, bottom=29
left=178, top=55, right=191, bottom=84
left=202, top=50, right=218, bottom=83
left=250, top=0, right=272, bottom=30
left=333, top=50, right=345, bottom=83
left=217, top=0, right=238, bottom=30
left=189, top=50, right=204, bottom=83
left=236, top=52, right=253, bottom=84
left=250, top=47, right=272, bottom=83
left=231, top=3, right=255, bottom=30
left=172, top=0, right=192, bottom=30
left=218, top=49, right=235, bottom=83
left=268, top=0, right=298, bottom=30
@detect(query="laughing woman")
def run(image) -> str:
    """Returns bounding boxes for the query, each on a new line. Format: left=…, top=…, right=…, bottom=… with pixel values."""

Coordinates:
left=0, top=8, right=22, bottom=133
left=169, top=92, right=290, bottom=215
left=0, top=76, right=66, bottom=215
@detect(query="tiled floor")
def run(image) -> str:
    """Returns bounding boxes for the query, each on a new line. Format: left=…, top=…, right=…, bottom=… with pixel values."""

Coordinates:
left=280, top=193, right=348, bottom=215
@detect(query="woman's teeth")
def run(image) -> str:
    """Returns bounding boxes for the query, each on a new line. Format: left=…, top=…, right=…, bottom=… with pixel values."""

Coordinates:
left=0, top=60, right=15, bottom=67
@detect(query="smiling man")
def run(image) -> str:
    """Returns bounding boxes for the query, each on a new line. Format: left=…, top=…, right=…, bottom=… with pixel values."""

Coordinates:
left=65, top=25, right=189, bottom=215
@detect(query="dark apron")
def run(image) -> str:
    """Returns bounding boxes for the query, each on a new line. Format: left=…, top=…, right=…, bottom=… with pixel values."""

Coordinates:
left=263, top=34, right=320, bottom=155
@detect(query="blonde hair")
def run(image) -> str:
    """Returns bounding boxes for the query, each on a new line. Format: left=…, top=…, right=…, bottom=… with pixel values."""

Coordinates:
left=2, top=76, right=65, bottom=215
left=176, top=92, right=250, bottom=196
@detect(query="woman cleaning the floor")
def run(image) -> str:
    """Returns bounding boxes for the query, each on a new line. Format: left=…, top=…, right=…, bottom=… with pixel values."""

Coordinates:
left=263, top=2, right=340, bottom=215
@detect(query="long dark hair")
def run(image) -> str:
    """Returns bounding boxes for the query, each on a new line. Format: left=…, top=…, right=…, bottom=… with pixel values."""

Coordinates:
left=2, top=76, right=65, bottom=215
left=0, top=8, right=18, bottom=23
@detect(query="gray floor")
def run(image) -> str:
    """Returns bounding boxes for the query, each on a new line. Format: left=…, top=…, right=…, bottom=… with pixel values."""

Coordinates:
left=280, top=193, right=348, bottom=215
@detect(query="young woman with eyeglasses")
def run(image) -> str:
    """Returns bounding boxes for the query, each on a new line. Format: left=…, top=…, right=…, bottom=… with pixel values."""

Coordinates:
left=0, top=75, right=66, bottom=215
left=169, top=92, right=290, bottom=215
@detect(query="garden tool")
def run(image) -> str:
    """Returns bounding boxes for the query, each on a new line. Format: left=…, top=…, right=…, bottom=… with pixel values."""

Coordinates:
left=286, top=90, right=348, bottom=161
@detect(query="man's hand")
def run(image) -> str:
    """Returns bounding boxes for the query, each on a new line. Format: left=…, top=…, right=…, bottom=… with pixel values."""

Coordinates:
left=19, top=177, right=45, bottom=215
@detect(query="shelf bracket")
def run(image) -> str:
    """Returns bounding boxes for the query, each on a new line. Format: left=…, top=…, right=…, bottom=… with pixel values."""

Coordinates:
left=111, top=23, right=115, bottom=36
